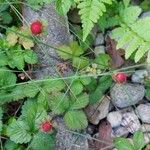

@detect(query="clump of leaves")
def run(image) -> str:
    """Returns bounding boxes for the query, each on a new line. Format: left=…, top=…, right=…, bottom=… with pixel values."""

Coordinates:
left=111, top=0, right=150, bottom=63
left=114, top=130, right=146, bottom=150
left=57, top=41, right=89, bottom=69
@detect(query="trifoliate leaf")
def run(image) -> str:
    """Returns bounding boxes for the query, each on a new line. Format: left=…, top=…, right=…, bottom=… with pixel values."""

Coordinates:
left=50, top=92, right=70, bottom=114
left=64, top=110, right=88, bottom=130
left=70, top=93, right=89, bottom=110
left=30, top=132, right=55, bottom=150
left=7, top=120, right=32, bottom=144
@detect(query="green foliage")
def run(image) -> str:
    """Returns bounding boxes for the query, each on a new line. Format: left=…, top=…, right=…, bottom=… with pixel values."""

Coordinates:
left=94, top=54, right=111, bottom=69
left=77, top=0, right=113, bottom=41
left=30, top=132, right=55, bottom=150
left=89, top=75, right=112, bottom=104
left=7, top=100, right=48, bottom=144
left=140, top=0, right=150, bottom=11
left=57, top=41, right=89, bottom=69
left=4, top=139, right=24, bottom=150
left=0, top=2, right=12, bottom=25
left=111, top=4, right=150, bottom=63
left=114, top=131, right=145, bottom=150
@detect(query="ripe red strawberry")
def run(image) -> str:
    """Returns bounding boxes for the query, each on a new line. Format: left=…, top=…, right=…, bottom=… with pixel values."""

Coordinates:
left=112, top=72, right=127, bottom=84
left=40, top=121, right=52, bottom=132
left=30, top=20, right=43, bottom=35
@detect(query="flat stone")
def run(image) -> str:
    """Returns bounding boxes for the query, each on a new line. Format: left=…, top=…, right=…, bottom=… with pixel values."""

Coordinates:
left=136, top=104, right=150, bottom=123
left=110, top=83, right=145, bottom=108
left=85, top=96, right=110, bottom=125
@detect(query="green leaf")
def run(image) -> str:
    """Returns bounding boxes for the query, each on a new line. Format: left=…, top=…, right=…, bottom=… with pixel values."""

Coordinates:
left=56, top=0, right=74, bottom=15
left=78, top=0, right=113, bottom=41
left=30, top=132, right=55, bottom=150
left=79, top=76, right=91, bottom=85
left=114, top=137, right=134, bottom=150
left=70, top=80, right=83, bottom=95
left=70, top=93, right=89, bottom=110
left=7, top=120, right=32, bottom=144
left=57, top=45, right=72, bottom=60
left=0, top=67, right=17, bottom=88
left=20, top=100, right=47, bottom=131
left=0, top=12, right=12, bottom=24
left=123, top=0, right=130, bottom=7
left=42, top=77, right=65, bottom=92
left=24, top=50, right=38, bottom=64
left=50, top=93, right=70, bottom=114
left=133, top=131, right=145, bottom=150
left=4, top=139, right=24, bottom=150
left=64, top=110, right=88, bottom=130
left=94, top=54, right=110, bottom=69
left=89, top=76, right=112, bottom=104
left=72, top=56, right=89, bottom=69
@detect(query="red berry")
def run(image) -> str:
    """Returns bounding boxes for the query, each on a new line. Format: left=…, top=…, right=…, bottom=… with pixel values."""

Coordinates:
left=40, top=121, right=52, bottom=132
left=112, top=72, right=127, bottom=84
left=30, top=20, right=43, bottom=35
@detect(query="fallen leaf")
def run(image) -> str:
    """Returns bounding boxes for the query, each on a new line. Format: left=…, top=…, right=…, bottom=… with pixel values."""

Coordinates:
left=106, top=36, right=124, bottom=68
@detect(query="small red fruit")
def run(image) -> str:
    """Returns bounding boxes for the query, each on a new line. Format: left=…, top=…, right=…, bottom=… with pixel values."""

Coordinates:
left=112, top=72, right=127, bottom=84
left=40, top=121, right=53, bottom=132
left=30, top=20, right=43, bottom=35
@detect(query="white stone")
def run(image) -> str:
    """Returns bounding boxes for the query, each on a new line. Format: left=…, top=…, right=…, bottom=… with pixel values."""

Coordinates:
left=121, top=111, right=141, bottom=133
left=136, top=104, right=150, bottom=123
left=107, top=111, right=122, bottom=128
left=131, top=70, right=148, bottom=84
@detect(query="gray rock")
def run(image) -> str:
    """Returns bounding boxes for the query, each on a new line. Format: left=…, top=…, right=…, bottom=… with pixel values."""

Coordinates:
left=140, top=124, right=150, bottom=133
left=85, top=96, right=110, bottom=125
left=107, top=111, right=122, bottom=128
left=121, top=111, right=141, bottom=133
left=111, top=126, right=129, bottom=138
left=94, top=46, right=105, bottom=56
left=136, top=104, right=150, bottom=123
left=110, top=83, right=145, bottom=108
left=131, top=69, right=148, bottom=84
left=54, top=117, right=89, bottom=150
left=141, top=11, right=150, bottom=19
left=94, top=33, right=104, bottom=46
